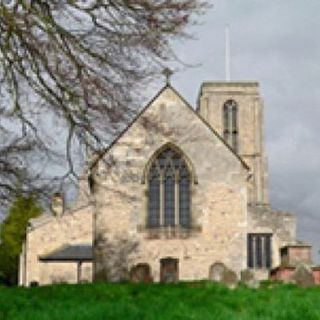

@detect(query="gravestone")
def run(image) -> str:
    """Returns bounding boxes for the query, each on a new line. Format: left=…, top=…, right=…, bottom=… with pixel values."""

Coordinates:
left=292, top=264, right=314, bottom=287
left=130, top=263, right=153, bottom=283
left=209, top=262, right=238, bottom=289
left=160, top=258, right=179, bottom=283
left=223, top=269, right=238, bottom=289
left=240, top=269, right=259, bottom=289
left=209, top=262, right=226, bottom=282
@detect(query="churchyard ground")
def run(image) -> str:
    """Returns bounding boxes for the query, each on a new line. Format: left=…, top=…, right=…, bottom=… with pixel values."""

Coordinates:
left=1, top=281, right=320, bottom=320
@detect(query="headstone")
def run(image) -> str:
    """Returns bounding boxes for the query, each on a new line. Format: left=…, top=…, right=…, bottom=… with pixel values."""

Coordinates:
left=240, top=269, right=260, bottom=289
left=160, top=258, right=179, bottom=283
left=209, top=262, right=238, bottom=289
left=130, top=263, right=153, bottom=283
left=223, top=269, right=238, bottom=289
left=29, top=281, right=39, bottom=287
left=292, top=264, right=315, bottom=287
left=209, top=262, right=226, bottom=282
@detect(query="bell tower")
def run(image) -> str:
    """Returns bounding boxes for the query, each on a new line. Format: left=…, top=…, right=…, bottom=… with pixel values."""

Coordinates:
left=197, top=82, right=269, bottom=206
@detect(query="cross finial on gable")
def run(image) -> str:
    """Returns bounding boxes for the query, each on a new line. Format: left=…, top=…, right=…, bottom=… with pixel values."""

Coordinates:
left=162, top=67, right=173, bottom=85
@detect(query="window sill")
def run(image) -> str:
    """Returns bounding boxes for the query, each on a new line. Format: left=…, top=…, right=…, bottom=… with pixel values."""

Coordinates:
left=137, top=225, right=202, bottom=239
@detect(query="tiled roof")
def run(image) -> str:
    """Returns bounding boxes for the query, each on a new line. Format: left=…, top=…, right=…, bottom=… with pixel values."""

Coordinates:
left=39, top=244, right=92, bottom=262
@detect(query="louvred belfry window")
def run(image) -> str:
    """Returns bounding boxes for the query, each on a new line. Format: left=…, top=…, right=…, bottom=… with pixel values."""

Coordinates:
left=223, top=100, right=238, bottom=152
left=147, top=147, right=191, bottom=228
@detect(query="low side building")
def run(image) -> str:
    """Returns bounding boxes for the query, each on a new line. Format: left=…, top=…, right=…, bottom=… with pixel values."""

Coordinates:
left=270, top=243, right=320, bottom=285
left=19, top=178, right=93, bottom=286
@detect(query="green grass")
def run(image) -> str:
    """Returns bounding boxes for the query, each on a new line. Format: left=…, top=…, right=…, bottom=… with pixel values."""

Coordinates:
left=1, top=282, right=320, bottom=320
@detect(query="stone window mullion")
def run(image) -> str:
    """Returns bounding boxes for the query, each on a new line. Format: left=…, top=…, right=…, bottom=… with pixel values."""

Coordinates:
left=174, top=172, right=179, bottom=227
left=228, top=104, right=233, bottom=146
left=159, top=172, right=164, bottom=227
left=261, top=236, right=265, bottom=268
left=252, top=235, right=256, bottom=268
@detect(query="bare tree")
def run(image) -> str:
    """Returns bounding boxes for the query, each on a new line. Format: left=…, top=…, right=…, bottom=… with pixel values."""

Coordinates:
left=94, top=233, right=140, bottom=282
left=0, top=0, right=208, bottom=204
left=0, top=116, right=55, bottom=207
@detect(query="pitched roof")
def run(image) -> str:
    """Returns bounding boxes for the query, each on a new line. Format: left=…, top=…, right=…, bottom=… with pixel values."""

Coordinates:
left=39, top=244, right=92, bottom=262
left=91, top=84, right=249, bottom=170
left=281, top=240, right=312, bottom=249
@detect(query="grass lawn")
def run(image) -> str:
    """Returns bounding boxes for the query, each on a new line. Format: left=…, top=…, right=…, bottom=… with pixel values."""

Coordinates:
left=1, top=282, right=320, bottom=320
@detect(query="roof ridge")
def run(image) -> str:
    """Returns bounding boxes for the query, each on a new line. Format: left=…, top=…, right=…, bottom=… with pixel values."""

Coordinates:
left=168, top=85, right=249, bottom=170
left=90, top=83, right=170, bottom=169
left=90, top=83, right=249, bottom=170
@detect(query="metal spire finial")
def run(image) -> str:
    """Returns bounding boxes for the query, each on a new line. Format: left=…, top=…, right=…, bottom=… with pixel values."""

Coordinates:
left=225, top=24, right=231, bottom=81
left=162, top=67, right=173, bottom=85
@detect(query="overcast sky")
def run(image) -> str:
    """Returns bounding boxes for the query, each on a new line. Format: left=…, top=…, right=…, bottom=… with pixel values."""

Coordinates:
left=2, top=1, right=318, bottom=264
left=168, top=0, right=320, bottom=262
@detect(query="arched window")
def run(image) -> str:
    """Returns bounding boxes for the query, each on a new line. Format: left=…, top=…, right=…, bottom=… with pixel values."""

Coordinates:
left=147, top=147, right=191, bottom=229
left=223, top=100, right=238, bottom=152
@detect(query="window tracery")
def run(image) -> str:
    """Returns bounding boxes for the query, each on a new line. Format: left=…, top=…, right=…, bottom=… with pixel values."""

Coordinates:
left=223, top=100, right=238, bottom=152
left=147, top=147, right=191, bottom=228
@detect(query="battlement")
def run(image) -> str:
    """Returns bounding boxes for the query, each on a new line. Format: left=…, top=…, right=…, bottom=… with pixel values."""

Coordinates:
left=198, top=82, right=260, bottom=108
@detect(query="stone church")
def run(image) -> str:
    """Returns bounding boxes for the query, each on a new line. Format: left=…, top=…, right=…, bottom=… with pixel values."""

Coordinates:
left=19, top=80, right=301, bottom=286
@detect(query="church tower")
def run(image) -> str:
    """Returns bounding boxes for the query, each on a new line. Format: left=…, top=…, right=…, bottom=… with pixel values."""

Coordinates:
left=197, top=82, right=269, bottom=206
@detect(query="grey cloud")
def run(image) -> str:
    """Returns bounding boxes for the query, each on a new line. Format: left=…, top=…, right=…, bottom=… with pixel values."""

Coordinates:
left=172, top=0, right=320, bottom=262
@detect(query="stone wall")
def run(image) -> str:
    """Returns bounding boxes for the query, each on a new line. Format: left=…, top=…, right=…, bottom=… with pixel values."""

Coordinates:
left=37, top=262, right=92, bottom=285
left=93, top=86, right=250, bottom=281
left=19, top=83, right=299, bottom=285
left=248, top=205, right=296, bottom=269
left=21, top=202, right=93, bottom=286
left=197, top=82, right=269, bottom=205
left=281, top=245, right=312, bottom=267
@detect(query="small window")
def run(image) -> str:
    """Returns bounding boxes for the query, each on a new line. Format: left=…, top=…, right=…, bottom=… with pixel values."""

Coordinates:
left=88, top=174, right=95, bottom=193
left=223, top=100, right=238, bottom=152
left=247, top=234, right=272, bottom=269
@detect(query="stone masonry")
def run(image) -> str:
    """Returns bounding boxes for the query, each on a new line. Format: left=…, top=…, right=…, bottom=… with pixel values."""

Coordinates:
left=20, top=81, right=298, bottom=285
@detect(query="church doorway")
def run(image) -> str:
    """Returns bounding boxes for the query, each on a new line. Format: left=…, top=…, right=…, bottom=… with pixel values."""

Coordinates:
left=130, top=263, right=153, bottom=283
left=160, top=258, right=179, bottom=283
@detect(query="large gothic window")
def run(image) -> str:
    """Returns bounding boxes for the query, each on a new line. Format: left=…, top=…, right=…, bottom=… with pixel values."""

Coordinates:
left=147, top=147, right=191, bottom=229
left=223, top=100, right=238, bottom=152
